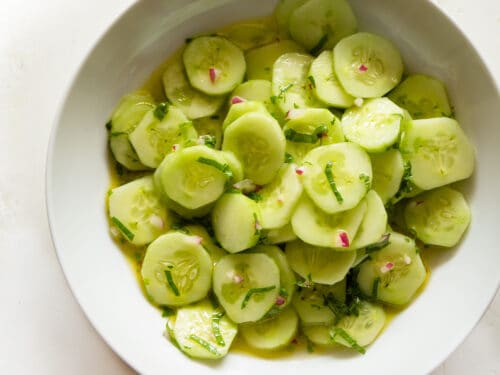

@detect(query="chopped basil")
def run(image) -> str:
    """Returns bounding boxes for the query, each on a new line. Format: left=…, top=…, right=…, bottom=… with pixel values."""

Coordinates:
left=196, top=157, right=233, bottom=181
left=307, top=75, right=316, bottom=88
left=111, top=216, right=135, bottom=241
left=325, top=161, right=344, bottom=203
left=241, top=285, right=276, bottom=309
left=284, top=124, right=328, bottom=144
left=189, top=334, right=221, bottom=356
left=211, top=312, right=226, bottom=346
left=284, top=152, right=294, bottom=163
left=330, top=327, right=366, bottom=354
left=165, top=269, right=180, bottom=296
left=154, top=102, right=169, bottom=120
left=310, top=34, right=329, bottom=55
left=372, top=277, right=380, bottom=299
left=365, top=233, right=391, bottom=254
left=271, top=83, right=294, bottom=104
left=248, top=192, right=262, bottom=202
left=359, top=173, right=371, bottom=190
left=200, top=134, right=217, bottom=148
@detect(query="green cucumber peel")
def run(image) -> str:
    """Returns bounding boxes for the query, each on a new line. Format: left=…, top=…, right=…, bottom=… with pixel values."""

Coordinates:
left=310, top=34, right=329, bottom=55
left=330, top=327, right=366, bottom=354
left=154, top=102, right=169, bottom=120
left=241, top=285, right=276, bottom=309
left=365, top=233, right=391, bottom=254
left=111, top=216, right=135, bottom=241
left=307, top=75, right=316, bottom=88
left=164, top=269, right=181, bottom=296
left=161, top=306, right=175, bottom=317
left=371, top=277, right=381, bottom=299
left=284, top=124, right=328, bottom=144
left=325, top=161, right=344, bottom=203
left=189, top=334, right=221, bottom=356
left=359, top=174, right=371, bottom=190
left=211, top=312, right=226, bottom=346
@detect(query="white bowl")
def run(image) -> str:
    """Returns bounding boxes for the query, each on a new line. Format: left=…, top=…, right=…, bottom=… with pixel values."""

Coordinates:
left=47, top=0, right=500, bottom=374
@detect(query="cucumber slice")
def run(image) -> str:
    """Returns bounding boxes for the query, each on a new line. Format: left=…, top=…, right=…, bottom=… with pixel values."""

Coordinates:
left=220, top=21, right=279, bottom=51
left=274, top=0, right=308, bottom=35
left=173, top=299, right=237, bottom=359
left=245, top=40, right=305, bottom=81
left=341, top=98, right=404, bottom=152
left=370, top=149, right=404, bottom=204
left=309, top=50, right=355, bottom=108
left=222, top=100, right=268, bottom=132
left=251, top=245, right=296, bottom=309
left=284, top=108, right=344, bottom=162
left=212, top=193, right=261, bottom=253
left=388, top=74, right=452, bottom=119
left=288, top=0, right=357, bottom=52
left=222, top=112, right=286, bottom=185
left=302, top=324, right=335, bottom=346
left=193, top=115, right=222, bottom=149
left=129, top=104, right=197, bottom=168
left=301, top=142, right=372, bottom=214
left=272, top=52, right=324, bottom=114
left=292, top=280, right=346, bottom=325
left=404, top=187, right=471, bottom=247
left=162, top=54, right=225, bottom=119
left=184, top=225, right=227, bottom=266
left=231, top=80, right=282, bottom=123
left=332, top=301, right=386, bottom=348
left=285, top=240, right=355, bottom=284
left=399, top=117, right=475, bottom=190
left=262, top=223, right=298, bottom=245
left=350, top=190, right=388, bottom=249
left=291, top=195, right=367, bottom=249
left=183, top=36, right=246, bottom=95
left=109, top=91, right=155, bottom=171
left=334, top=32, right=403, bottom=98
left=357, top=232, right=427, bottom=305
left=141, top=232, right=212, bottom=306
left=108, top=176, right=172, bottom=246
left=257, top=163, right=303, bottom=229
left=221, top=151, right=244, bottom=182
left=213, top=253, right=280, bottom=323
left=155, top=145, right=231, bottom=210
left=239, top=307, right=298, bottom=350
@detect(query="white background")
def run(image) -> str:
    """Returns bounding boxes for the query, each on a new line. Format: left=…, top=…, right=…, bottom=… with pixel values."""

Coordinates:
left=0, top=0, right=498, bottom=374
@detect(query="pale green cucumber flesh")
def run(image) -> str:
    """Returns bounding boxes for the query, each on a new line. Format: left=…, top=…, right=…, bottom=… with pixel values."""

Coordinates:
left=350, top=190, right=388, bottom=249
left=184, top=225, right=228, bottom=266
left=399, top=117, right=475, bottom=190
left=212, top=193, right=261, bottom=253
left=370, top=149, right=405, bottom=204
left=220, top=21, right=279, bottom=51
left=141, top=232, right=213, bottom=306
left=404, top=186, right=471, bottom=247
left=388, top=74, right=452, bottom=119
left=213, top=253, right=280, bottom=323
left=357, top=232, right=427, bottom=305
left=334, top=32, right=403, bottom=98
left=285, top=240, right=355, bottom=284
left=193, top=115, right=223, bottom=149
left=108, top=176, right=172, bottom=246
left=262, top=223, right=298, bottom=245
left=109, top=134, right=148, bottom=171
left=301, top=142, right=372, bottom=214
left=222, top=100, right=269, bottom=131
left=239, top=307, right=298, bottom=350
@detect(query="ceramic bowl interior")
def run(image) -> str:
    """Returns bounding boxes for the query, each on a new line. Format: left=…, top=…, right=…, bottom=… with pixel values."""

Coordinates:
left=47, top=0, right=500, bottom=374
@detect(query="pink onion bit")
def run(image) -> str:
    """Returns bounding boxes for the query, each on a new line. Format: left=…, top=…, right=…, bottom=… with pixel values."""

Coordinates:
left=380, top=262, right=394, bottom=274
left=359, top=64, right=368, bottom=72
left=172, top=143, right=180, bottom=152
left=233, top=274, right=244, bottom=284
left=209, top=67, right=219, bottom=83
left=255, top=220, right=262, bottom=231
left=191, top=235, right=203, bottom=245
left=295, top=167, right=305, bottom=176
left=231, top=96, right=245, bottom=104
left=338, top=231, right=350, bottom=248
left=286, top=108, right=305, bottom=120
left=149, top=214, right=164, bottom=229
left=275, top=296, right=286, bottom=306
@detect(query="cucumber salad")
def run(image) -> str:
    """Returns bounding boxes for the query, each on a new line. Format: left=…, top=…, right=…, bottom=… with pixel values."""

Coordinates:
left=105, top=0, right=474, bottom=360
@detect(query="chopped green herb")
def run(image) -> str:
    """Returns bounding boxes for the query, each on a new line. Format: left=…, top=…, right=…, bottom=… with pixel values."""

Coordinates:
left=284, top=124, right=328, bottom=144
left=161, top=306, right=175, bottom=317
left=105, top=121, right=112, bottom=131
left=165, top=269, right=180, bottom=296
left=372, top=277, right=380, bottom=299
left=211, top=312, right=226, bottom=346
left=111, top=216, right=135, bottom=241
left=365, top=233, right=391, bottom=254
left=284, top=152, right=294, bottom=163
left=325, top=161, right=344, bottom=203
left=241, top=285, right=276, bottom=309
left=307, top=75, right=316, bottom=88
left=400, top=161, right=417, bottom=194
left=330, top=327, right=366, bottom=354
left=273, top=83, right=294, bottom=104
left=227, top=187, right=242, bottom=194
left=248, top=192, right=262, bottom=202
left=197, top=157, right=233, bottom=181
left=189, top=334, right=220, bottom=356
left=310, top=34, right=329, bottom=55
left=200, top=134, right=217, bottom=148
left=296, top=273, right=314, bottom=288
left=359, top=173, right=371, bottom=190
left=154, top=102, right=169, bottom=120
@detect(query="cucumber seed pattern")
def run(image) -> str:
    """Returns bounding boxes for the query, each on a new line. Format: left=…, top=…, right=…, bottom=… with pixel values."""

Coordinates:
left=416, top=133, right=457, bottom=176
left=156, top=251, right=200, bottom=295
left=351, top=47, right=384, bottom=86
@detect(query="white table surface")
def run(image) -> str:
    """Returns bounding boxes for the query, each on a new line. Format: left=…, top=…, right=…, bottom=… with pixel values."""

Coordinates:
left=0, top=0, right=498, bottom=374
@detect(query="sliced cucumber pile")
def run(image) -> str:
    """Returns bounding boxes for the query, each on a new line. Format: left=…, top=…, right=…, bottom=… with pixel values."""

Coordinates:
left=105, top=0, right=475, bottom=361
